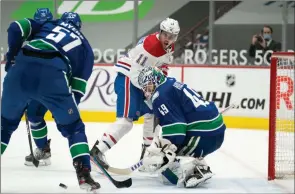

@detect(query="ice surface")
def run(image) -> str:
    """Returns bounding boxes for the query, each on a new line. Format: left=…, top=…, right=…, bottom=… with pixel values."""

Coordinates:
left=1, top=122, right=294, bottom=193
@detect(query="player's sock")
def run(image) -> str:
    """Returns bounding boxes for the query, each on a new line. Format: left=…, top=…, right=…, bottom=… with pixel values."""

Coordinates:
left=97, top=118, right=133, bottom=153
left=57, top=120, right=91, bottom=169
left=68, top=128, right=91, bottom=169
left=99, top=133, right=117, bottom=153
left=1, top=142, right=8, bottom=154
left=30, top=120, right=48, bottom=149
left=1, top=116, right=19, bottom=154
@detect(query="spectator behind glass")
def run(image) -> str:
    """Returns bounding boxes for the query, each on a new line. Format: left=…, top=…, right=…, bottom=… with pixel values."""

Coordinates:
left=249, top=25, right=281, bottom=65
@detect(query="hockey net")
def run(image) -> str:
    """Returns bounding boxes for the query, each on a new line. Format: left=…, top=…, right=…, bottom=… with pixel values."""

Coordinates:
left=268, top=52, right=295, bottom=180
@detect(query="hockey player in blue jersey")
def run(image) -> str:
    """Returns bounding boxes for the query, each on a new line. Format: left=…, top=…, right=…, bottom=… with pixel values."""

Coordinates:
left=4, top=8, right=53, bottom=72
left=1, top=12, right=100, bottom=191
left=137, top=66, right=226, bottom=188
left=5, top=8, right=54, bottom=167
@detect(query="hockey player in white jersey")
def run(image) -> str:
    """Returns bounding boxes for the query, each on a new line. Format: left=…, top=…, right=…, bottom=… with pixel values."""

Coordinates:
left=90, top=18, right=180, bottom=166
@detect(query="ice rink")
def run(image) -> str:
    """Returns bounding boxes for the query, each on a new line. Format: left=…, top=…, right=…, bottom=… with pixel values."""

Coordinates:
left=1, top=122, right=294, bottom=193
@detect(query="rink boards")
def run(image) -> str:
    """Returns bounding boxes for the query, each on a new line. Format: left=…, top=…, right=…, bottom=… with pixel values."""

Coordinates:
left=1, top=64, right=294, bottom=130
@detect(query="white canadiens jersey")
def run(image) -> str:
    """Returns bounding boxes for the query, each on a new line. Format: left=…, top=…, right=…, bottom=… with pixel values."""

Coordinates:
left=114, top=33, right=174, bottom=88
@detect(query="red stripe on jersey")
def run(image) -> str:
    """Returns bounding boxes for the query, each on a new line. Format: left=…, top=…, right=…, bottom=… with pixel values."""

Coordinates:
left=143, top=33, right=175, bottom=57
left=117, top=61, right=131, bottom=67
left=123, top=77, right=130, bottom=117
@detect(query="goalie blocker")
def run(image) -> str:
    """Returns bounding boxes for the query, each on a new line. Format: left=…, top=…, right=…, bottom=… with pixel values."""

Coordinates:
left=137, top=66, right=226, bottom=188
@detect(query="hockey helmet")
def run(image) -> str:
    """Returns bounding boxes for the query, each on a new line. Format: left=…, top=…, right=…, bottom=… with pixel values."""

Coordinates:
left=138, top=66, right=166, bottom=99
left=60, top=12, right=82, bottom=30
left=160, top=18, right=180, bottom=41
left=34, top=8, right=53, bottom=23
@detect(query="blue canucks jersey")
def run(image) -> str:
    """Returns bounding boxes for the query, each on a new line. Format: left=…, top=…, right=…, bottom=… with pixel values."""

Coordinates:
left=6, top=18, right=94, bottom=97
left=152, top=77, right=226, bottom=148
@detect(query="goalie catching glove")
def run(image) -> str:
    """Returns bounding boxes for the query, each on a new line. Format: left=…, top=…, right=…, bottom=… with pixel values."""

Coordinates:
left=142, top=137, right=177, bottom=173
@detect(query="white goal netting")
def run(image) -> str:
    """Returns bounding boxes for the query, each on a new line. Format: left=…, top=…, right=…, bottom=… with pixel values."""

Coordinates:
left=271, top=53, right=295, bottom=179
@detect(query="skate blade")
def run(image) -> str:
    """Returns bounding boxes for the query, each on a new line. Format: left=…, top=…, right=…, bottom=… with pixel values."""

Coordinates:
left=80, top=183, right=100, bottom=193
left=24, top=159, right=51, bottom=166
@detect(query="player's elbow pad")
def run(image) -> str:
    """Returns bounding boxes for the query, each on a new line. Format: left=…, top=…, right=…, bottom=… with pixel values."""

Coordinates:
left=7, top=23, right=23, bottom=56
left=8, top=22, right=23, bottom=40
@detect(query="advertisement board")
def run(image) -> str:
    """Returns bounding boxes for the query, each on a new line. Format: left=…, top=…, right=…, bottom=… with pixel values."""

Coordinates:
left=1, top=64, right=294, bottom=129
left=183, top=66, right=270, bottom=118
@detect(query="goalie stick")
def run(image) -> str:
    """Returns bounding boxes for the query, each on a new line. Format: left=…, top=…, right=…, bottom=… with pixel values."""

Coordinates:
left=105, top=104, right=237, bottom=175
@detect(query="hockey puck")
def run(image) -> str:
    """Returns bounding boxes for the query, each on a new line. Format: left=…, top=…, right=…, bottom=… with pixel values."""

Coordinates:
left=59, top=183, right=67, bottom=189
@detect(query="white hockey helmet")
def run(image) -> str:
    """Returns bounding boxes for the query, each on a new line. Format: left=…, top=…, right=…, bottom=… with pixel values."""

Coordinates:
left=138, top=66, right=166, bottom=99
left=160, top=18, right=180, bottom=37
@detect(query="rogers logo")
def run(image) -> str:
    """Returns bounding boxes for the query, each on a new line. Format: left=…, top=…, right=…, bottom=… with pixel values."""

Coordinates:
left=276, top=76, right=294, bottom=110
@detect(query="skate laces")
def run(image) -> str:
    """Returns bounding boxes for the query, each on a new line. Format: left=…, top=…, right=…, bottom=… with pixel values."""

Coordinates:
left=34, top=148, right=45, bottom=160
left=80, top=167, right=95, bottom=183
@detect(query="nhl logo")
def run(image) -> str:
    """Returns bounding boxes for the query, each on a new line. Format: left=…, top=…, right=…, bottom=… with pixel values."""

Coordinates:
left=226, top=74, right=235, bottom=87
left=68, top=108, right=74, bottom=114
left=136, top=111, right=141, bottom=117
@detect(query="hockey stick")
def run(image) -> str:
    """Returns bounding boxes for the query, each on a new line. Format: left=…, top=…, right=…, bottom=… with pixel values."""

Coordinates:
left=90, top=156, right=132, bottom=188
left=219, top=103, right=236, bottom=114
left=24, top=110, right=39, bottom=167
left=105, top=104, right=236, bottom=175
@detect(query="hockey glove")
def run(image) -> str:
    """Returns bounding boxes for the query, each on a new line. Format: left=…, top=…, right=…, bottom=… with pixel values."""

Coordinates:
left=5, top=55, right=15, bottom=72
left=142, top=137, right=177, bottom=172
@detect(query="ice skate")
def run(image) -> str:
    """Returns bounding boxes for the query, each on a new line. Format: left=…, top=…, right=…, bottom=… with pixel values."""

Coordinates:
left=74, top=160, right=100, bottom=192
left=90, top=140, right=109, bottom=172
left=25, top=139, right=51, bottom=166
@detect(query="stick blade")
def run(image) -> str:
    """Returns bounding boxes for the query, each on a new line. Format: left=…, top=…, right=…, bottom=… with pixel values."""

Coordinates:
left=33, top=159, right=39, bottom=167
left=114, top=178, right=132, bottom=188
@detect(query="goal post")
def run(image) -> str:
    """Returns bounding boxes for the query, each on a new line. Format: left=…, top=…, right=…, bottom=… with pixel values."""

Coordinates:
left=268, top=52, right=295, bottom=180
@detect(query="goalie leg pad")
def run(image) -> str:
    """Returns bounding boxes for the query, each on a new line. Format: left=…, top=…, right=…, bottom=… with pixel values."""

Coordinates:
left=159, top=156, right=214, bottom=188
left=184, top=165, right=214, bottom=188
left=143, top=113, right=156, bottom=146
left=99, top=118, right=133, bottom=153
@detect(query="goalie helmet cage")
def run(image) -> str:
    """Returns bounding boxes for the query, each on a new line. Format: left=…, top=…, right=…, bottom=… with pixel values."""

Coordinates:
left=268, top=52, right=295, bottom=180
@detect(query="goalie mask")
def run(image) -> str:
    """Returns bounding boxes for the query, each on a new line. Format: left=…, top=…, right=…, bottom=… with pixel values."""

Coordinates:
left=138, top=67, right=166, bottom=99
